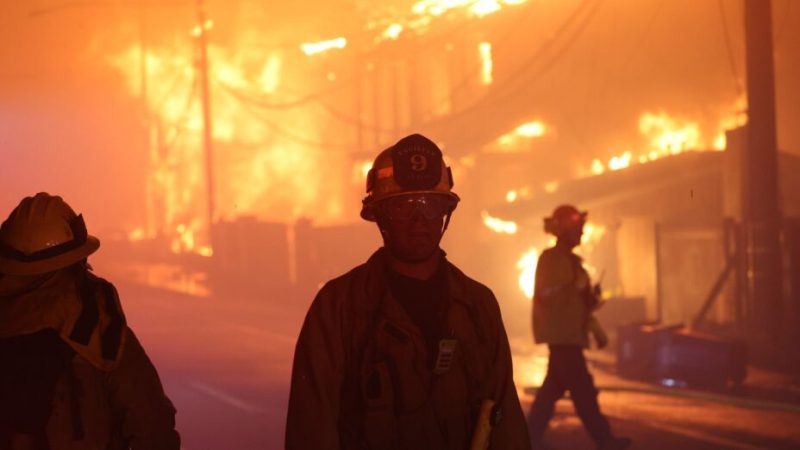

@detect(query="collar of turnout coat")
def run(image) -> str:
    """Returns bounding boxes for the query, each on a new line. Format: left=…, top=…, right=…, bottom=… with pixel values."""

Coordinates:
left=363, top=248, right=476, bottom=311
left=0, top=270, right=127, bottom=371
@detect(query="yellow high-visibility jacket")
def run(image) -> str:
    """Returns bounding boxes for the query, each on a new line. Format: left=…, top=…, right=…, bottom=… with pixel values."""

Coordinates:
left=532, top=245, right=592, bottom=347
left=286, top=248, right=530, bottom=450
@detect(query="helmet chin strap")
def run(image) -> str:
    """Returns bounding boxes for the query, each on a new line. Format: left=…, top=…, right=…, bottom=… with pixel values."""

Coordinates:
left=441, top=211, right=453, bottom=235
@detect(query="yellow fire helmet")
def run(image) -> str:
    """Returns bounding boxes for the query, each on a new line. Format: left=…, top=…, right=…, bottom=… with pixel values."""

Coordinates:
left=0, top=193, right=100, bottom=276
left=361, top=133, right=460, bottom=222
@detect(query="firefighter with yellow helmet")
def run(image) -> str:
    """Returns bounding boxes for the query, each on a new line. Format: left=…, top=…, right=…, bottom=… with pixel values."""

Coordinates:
left=0, top=193, right=180, bottom=449
left=528, top=205, right=630, bottom=450
left=287, top=134, right=530, bottom=449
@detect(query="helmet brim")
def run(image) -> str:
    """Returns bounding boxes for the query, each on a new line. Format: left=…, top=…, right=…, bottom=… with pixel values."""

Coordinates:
left=361, top=191, right=460, bottom=222
left=0, top=236, right=100, bottom=276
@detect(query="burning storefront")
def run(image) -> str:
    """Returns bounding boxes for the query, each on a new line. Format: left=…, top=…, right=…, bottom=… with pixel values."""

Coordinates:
left=483, top=127, right=800, bottom=362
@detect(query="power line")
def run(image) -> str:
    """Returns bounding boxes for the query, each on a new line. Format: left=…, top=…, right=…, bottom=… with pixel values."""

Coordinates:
left=215, top=76, right=353, bottom=110
left=414, top=0, right=547, bottom=120
left=718, top=0, right=745, bottom=98
left=489, top=0, right=602, bottom=103
left=216, top=73, right=396, bottom=133
left=411, top=0, right=603, bottom=131
left=217, top=83, right=354, bottom=151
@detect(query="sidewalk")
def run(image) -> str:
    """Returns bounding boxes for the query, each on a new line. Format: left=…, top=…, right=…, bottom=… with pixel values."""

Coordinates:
left=517, top=344, right=800, bottom=413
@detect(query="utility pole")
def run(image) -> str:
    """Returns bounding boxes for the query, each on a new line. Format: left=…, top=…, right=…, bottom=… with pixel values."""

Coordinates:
left=195, top=0, right=216, bottom=242
left=742, top=0, right=783, bottom=362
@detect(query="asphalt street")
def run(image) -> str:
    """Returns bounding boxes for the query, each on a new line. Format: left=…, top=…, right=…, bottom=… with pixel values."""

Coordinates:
left=115, top=279, right=800, bottom=450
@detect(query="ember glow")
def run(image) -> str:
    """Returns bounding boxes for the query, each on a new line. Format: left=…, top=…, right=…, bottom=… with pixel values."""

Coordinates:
left=383, top=23, right=404, bottom=40
left=301, top=37, right=347, bottom=56
left=369, top=0, right=528, bottom=44
left=492, top=120, right=548, bottom=152
left=638, top=111, right=702, bottom=155
left=515, top=121, right=546, bottom=138
left=585, top=106, right=748, bottom=177
left=517, top=246, right=539, bottom=299
left=411, top=0, right=527, bottom=19
left=479, top=42, right=494, bottom=85
left=482, top=211, right=518, bottom=234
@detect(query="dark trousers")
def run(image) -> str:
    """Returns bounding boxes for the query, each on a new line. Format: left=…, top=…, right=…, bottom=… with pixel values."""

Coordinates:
left=528, top=345, right=612, bottom=445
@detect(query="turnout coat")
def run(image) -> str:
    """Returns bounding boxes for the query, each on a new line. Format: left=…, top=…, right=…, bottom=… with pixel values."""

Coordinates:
left=0, top=269, right=180, bottom=450
left=286, top=249, right=530, bottom=450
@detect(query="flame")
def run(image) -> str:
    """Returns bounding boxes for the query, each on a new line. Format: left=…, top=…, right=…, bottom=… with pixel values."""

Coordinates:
left=478, top=42, right=493, bottom=85
left=590, top=158, right=605, bottom=175
left=353, top=160, right=374, bottom=185
left=607, top=150, right=632, bottom=171
left=517, top=246, right=539, bottom=299
left=515, top=121, right=546, bottom=138
left=639, top=112, right=702, bottom=155
left=412, top=0, right=525, bottom=19
left=543, top=181, right=559, bottom=193
left=301, top=37, right=347, bottom=56
left=481, top=211, right=518, bottom=234
left=515, top=222, right=604, bottom=300
left=713, top=96, right=748, bottom=150
left=383, top=23, right=404, bottom=40
left=491, top=120, right=547, bottom=152
left=111, top=20, right=353, bottom=256
left=584, top=105, right=748, bottom=177
left=369, top=0, right=527, bottom=44
left=580, top=221, right=606, bottom=250
left=505, top=186, right=532, bottom=203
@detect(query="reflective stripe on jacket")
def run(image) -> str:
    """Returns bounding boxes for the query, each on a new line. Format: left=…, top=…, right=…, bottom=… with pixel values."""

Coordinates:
left=286, top=248, right=530, bottom=450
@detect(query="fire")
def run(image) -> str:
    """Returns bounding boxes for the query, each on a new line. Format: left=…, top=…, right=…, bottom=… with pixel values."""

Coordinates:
left=353, top=160, right=374, bottom=185
left=383, top=23, right=404, bottom=40
left=713, top=95, right=748, bottom=150
left=370, top=0, right=527, bottom=44
left=478, top=42, right=493, bottom=85
left=492, top=120, right=547, bottom=152
left=607, top=150, right=632, bottom=171
left=590, top=158, right=605, bottom=175
left=639, top=112, right=702, bottom=155
left=517, top=247, right=539, bottom=299
left=505, top=186, right=533, bottom=203
left=585, top=106, right=747, bottom=177
left=412, top=0, right=526, bottom=18
left=515, top=121, right=546, bottom=138
left=300, top=37, right=347, bottom=56
left=481, top=211, right=518, bottom=234
left=111, top=20, right=355, bottom=256
left=515, top=222, right=604, bottom=299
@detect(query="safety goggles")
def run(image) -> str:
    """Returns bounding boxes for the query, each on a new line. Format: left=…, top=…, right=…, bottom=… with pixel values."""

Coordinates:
left=378, top=194, right=453, bottom=221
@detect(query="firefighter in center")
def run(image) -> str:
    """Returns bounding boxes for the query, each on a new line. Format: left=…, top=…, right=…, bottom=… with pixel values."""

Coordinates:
left=286, top=134, right=531, bottom=449
left=528, top=205, right=631, bottom=450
